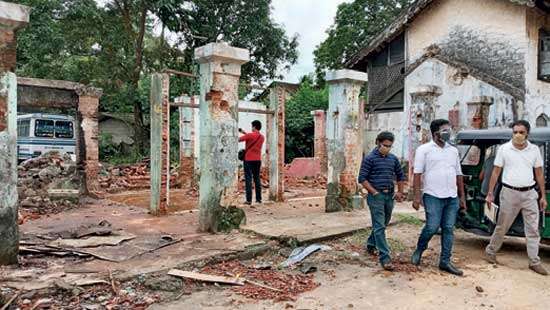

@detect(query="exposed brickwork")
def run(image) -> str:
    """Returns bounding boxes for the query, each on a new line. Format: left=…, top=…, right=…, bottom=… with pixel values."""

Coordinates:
left=160, top=74, right=170, bottom=213
left=311, top=110, right=327, bottom=175
left=179, top=101, right=196, bottom=189
left=76, top=87, right=102, bottom=196
left=467, top=97, right=494, bottom=129
left=0, top=30, right=16, bottom=73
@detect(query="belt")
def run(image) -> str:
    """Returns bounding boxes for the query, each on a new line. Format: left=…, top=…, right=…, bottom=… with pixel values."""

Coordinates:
left=502, top=183, right=536, bottom=192
left=377, top=187, right=394, bottom=194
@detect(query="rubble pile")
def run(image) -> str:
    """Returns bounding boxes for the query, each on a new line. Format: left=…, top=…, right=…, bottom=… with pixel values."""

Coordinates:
left=237, top=166, right=327, bottom=190
left=17, top=152, right=79, bottom=217
left=202, top=260, right=319, bottom=302
left=99, top=160, right=177, bottom=193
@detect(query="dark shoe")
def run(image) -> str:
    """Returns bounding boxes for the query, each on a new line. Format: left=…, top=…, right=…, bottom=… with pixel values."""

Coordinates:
left=365, top=245, right=377, bottom=256
left=256, top=201, right=262, bottom=204
left=484, top=252, right=498, bottom=265
left=244, top=201, right=252, bottom=205
left=529, top=264, right=549, bottom=276
left=382, top=261, right=395, bottom=271
left=439, top=263, right=464, bottom=276
left=411, top=249, right=423, bottom=266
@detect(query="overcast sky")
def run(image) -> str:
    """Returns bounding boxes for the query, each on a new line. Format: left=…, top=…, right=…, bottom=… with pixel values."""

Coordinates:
left=271, top=0, right=350, bottom=83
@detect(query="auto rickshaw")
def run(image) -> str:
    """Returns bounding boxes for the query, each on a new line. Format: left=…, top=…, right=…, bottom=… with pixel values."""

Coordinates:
left=454, top=128, right=550, bottom=241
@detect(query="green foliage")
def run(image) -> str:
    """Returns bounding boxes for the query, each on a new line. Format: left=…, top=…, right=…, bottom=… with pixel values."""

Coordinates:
left=285, top=79, right=328, bottom=162
left=395, top=213, right=424, bottom=227
left=99, top=133, right=144, bottom=164
left=314, top=0, right=412, bottom=78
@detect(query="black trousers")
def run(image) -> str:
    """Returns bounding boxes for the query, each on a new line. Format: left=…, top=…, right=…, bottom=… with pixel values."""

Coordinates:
left=244, top=160, right=262, bottom=203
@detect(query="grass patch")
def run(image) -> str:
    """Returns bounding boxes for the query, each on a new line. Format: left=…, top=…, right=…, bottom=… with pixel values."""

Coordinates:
left=348, top=229, right=372, bottom=246
left=388, top=238, right=407, bottom=252
left=395, top=214, right=423, bottom=227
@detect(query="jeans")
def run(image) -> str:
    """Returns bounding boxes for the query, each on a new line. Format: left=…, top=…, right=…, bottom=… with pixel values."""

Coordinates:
left=365, top=192, right=395, bottom=264
left=416, top=194, right=459, bottom=265
left=244, top=160, right=262, bottom=203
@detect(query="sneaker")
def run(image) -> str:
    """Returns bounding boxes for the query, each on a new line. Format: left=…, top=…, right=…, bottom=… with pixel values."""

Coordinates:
left=484, top=252, right=498, bottom=264
left=382, top=262, right=395, bottom=271
left=411, top=249, right=423, bottom=266
left=243, top=201, right=252, bottom=206
left=529, top=264, right=549, bottom=276
left=439, top=263, right=464, bottom=276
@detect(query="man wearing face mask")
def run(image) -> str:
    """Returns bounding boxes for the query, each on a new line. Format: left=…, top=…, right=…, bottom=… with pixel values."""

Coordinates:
left=411, top=119, right=467, bottom=276
left=358, top=131, right=406, bottom=271
left=485, top=120, right=548, bottom=275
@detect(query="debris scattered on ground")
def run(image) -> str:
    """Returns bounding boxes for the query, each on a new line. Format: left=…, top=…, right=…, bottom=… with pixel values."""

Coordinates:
left=476, top=286, right=485, bottom=293
left=281, top=244, right=332, bottom=267
left=47, top=233, right=135, bottom=248
left=17, top=151, right=79, bottom=220
left=202, top=261, right=319, bottom=302
left=168, top=269, right=245, bottom=286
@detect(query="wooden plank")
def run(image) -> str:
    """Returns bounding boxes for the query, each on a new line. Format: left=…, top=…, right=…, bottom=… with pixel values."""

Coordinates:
left=150, top=73, right=163, bottom=215
left=168, top=269, right=244, bottom=286
left=169, top=101, right=275, bottom=115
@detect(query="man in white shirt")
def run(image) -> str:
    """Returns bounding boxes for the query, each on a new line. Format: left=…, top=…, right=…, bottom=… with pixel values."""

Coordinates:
left=410, top=119, right=467, bottom=276
left=485, top=120, right=548, bottom=275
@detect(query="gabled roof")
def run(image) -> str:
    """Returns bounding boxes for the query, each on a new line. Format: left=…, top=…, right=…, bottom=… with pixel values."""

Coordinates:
left=345, top=0, right=539, bottom=69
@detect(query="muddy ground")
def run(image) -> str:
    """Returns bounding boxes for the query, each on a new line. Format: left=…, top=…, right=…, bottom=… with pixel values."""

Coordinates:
left=152, top=219, right=550, bottom=310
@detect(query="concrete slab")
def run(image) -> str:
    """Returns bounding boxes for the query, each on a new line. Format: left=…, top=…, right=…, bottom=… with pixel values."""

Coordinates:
left=242, top=210, right=382, bottom=244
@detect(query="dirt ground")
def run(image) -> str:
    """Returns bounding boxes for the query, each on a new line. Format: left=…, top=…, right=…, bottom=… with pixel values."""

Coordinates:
left=152, top=221, right=550, bottom=310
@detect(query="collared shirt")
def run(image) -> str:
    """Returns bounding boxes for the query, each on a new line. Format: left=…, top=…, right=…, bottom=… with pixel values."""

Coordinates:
left=239, top=131, right=265, bottom=161
left=494, top=141, right=543, bottom=188
left=358, top=148, right=406, bottom=191
left=413, top=141, right=462, bottom=199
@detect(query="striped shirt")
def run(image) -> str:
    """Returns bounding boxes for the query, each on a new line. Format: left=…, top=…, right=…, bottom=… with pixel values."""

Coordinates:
left=358, top=148, right=406, bottom=191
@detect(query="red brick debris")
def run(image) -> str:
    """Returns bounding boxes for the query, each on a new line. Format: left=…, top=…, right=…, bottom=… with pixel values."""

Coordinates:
left=201, top=260, right=319, bottom=302
left=99, top=159, right=178, bottom=193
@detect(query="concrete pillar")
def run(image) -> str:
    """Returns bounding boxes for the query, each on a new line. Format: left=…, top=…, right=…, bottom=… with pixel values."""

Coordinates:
left=149, top=73, right=170, bottom=215
left=76, top=86, right=102, bottom=196
left=467, top=96, right=494, bottom=129
left=325, top=70, right=368, bottom=212
left=0, top=1, right=30, bottom=265
left=310, top=110, right=327, bottom=175
left=267, top=85, right=285, bottom=202
left=177, top=95, right=196, bottom=188
left=407, top=85, right=442, bottom=188
left=195, top=42, right=249, bottom=232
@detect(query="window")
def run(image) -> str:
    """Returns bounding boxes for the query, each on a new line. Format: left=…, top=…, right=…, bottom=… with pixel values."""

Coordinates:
left=538, top=28, right=550, bottom=81
left=17, top=119, right=30, bottom=137
left=537, top=113, right=549, bottom=127
left=458, top=145, right=481, bottom=166
left=55, top=121, right=74, bottom=138
left=35, top=119, right=54, bottom=137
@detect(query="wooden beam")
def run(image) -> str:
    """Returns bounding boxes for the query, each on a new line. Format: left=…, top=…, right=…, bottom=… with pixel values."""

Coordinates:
left=169, top=102, right=275, bottom=115
left=163, top=69, right=196, bottom=78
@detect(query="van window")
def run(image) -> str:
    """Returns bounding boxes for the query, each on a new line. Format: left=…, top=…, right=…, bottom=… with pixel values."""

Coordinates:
left=17, top=119, right=30, bottom=137
left=55, top=121, right=74, bottom=138
left=35, top=119, right=55, bottom=137
left=458, top=145, right=481, bottom=166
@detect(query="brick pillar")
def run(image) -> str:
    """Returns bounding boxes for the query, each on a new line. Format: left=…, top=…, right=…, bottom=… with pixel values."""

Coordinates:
left=76, top=86, right=103, bottom=196
left=177, top=95, right=196, bottom=188
left=0, top=1, right=30, bottom=265
left=407, top=85, right=442, bottom=192
left=325, top=70, right=368, bottom=212
left=267, top=85, right=285, bottom=202
left=195, top=42, right=249, bottom=232
left=310, top=110, right=327, bottom=175
left=467, top=96, right=494, bottom=129
left=149, top=73, right=170, bottom=215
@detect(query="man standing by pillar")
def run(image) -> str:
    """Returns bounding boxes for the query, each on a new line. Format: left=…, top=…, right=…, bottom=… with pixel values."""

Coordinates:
left=411, top=119, right=467, bottom=276
left=485, top=120, right=548, bottom=275
left=239, top=120, right=265, bottom=205
left=358, top=131, right=406, bottom=270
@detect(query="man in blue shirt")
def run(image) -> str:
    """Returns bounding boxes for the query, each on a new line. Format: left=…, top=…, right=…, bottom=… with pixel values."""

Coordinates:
left=358, top=131, right=406, bottom=270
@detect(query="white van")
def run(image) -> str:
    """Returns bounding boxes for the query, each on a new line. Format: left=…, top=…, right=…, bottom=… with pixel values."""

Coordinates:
left=17, top=113, right=76, bottom=161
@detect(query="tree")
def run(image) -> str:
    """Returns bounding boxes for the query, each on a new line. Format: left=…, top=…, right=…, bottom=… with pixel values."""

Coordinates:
left=285, top=78, right=328, bottom=162
left=162, top=0, right=299, bottom=85
left=313, top=0, right=411, bottom=78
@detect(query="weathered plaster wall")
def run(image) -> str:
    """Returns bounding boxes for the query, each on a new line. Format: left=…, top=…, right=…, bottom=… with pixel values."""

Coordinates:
left=364, top=111, right=405, bottom=158
left=408, top=0, right=527, bottom=65
left=525, top=9, right=550, bottom=125
left=399, top=58, right=515, bottom=159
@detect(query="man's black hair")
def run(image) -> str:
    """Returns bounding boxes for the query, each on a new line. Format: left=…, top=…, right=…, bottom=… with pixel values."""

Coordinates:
left=430, top=119, right=450, bottom=135
left=376, top=131, right=395, bottom=144
left=252, top=120, right=262, bottom=131
left=510, top=120, right=531, bottom=134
